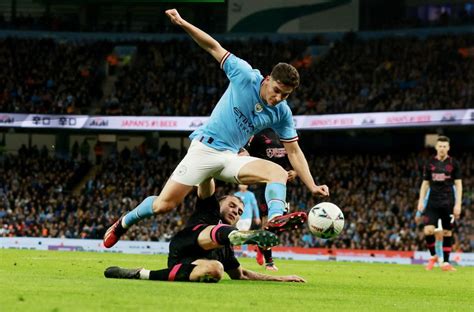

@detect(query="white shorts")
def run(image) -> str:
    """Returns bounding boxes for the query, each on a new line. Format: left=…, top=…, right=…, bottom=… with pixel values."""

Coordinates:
left=170, top=140, right=259, bottom=186
left=236, top=219, right=252, bottom=231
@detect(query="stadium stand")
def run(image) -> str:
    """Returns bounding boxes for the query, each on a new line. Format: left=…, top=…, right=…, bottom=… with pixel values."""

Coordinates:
left=1, top=145, right=471, bottom=252
left=0, top=38, right=111, bottom=114
left=1, top=34, right=472, bottom=116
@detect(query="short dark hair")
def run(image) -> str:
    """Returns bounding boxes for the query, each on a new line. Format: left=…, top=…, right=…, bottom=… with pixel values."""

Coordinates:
left=218, top=195, right=244, bottom=206
left=270, top=63, right=300, bottom=89
left=437, top=136, right=450, bottom=143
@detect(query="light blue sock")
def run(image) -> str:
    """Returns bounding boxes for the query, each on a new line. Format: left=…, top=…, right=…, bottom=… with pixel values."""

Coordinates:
left=265, top=182, right=287, bottom=220
left=123, top=196, right=157, bottom=228
left=435, top=240, right=443, bottom=261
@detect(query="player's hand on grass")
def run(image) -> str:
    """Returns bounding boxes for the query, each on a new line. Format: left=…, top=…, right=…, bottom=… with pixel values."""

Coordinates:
left=165, top=9, right=184, bottom=26
left=312, top=185, right=329, bottom=197
left=279, top=275, right=306, bottom=283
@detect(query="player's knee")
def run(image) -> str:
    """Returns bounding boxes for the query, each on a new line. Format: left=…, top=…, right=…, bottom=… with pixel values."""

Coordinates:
left=424, top=226, right=435, bottom=235
left=266, top=164, right=288, bottom=183
left=204, top=261, right=224, bottom=282
left=443, top=230, right=452, bottom=237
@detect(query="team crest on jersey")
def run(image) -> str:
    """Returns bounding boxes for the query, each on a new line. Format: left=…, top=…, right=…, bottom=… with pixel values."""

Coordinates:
left=445, top=163, right=453, bottom=173
left=255, top=103, right=263, bottom=113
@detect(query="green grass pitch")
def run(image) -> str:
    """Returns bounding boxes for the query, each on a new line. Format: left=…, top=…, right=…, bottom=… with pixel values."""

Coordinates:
left=0, top=249, right=473, bottom=311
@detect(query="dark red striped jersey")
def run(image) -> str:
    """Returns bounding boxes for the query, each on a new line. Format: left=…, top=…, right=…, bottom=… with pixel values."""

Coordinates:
left=423, top=156, right=462, bottom=204
left=245, top=128, right=292, bottom=170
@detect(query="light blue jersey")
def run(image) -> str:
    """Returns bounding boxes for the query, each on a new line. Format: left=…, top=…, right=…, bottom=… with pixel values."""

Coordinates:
left=190, top=52, right=298, bottom=153
left=235, top=190, right=259, bottom=221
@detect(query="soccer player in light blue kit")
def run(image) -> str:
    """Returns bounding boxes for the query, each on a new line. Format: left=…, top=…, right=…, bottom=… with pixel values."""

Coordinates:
left=104, top=9, right=329, bottom=248
left=235, top=185, right=261, bottom=255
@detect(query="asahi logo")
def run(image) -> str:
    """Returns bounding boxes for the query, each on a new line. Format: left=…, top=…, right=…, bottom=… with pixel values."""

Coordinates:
left=362, top=116, right=375, bottom=124
left=441, top=113, right=456, bottom=122
left=189, top=120, right=204, bottom=128
left=89, top=118, right=108, bottom=127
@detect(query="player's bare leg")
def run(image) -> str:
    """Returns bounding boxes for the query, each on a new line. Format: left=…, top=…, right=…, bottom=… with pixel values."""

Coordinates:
left=238, top=159, right=307, bottom=233
left=105, top=259, right=223, bottom=283
left=103, top=179, right=193, bottom=248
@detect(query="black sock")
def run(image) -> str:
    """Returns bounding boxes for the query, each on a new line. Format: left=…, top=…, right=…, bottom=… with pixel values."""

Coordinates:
left=425, top=235, right=436, bottom=256
left=443, top=236, right=452, bottom=263
left=263, top=248, right=273, bottom=264
left=210, top=224, right=238, bottom=245
left=149, top=264, right=196, bottom=282
left=148, top=268, right=170, bottom=281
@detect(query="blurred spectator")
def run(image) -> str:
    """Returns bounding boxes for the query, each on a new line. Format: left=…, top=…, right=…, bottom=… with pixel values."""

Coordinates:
left=103, top=34, right=473, bottom=116
left=1, top=35, right=472, bottom=116
left=0, top=38, right=110, bottom=114
left=1, top=146, right=471, bottom=252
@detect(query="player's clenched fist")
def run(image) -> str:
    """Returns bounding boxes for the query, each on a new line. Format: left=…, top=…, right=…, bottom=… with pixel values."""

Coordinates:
left=165, top=9, right=184, bottom=25
left=312, top=185, right=329, bottom=197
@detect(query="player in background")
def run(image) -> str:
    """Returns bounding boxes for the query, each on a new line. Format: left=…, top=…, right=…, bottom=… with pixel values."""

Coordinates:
left=234, top=184, right=260, bottom=256
left=104, top=178, right=305, bottom=284
left=243, top=128, right=298, bottom=270
left=103, top=9, right=329, bottom=248
left=416, top=136, right=462, bottom=271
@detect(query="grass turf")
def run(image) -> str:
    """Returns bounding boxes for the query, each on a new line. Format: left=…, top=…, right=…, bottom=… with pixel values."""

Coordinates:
left=0, top=249, right=473, bottom=311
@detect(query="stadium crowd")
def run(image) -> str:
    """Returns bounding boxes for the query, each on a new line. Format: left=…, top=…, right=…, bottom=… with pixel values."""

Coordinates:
left=103, top=34, right=474, bottom=115
left=0, top=145, right=472, bottom=252
left=0, top=145, right=91, bottom=237
left=0, top=38, right=110, bottom=114
left=0, top=34, right=472, bottom=116
left=294, top=33, right=474, bottom=114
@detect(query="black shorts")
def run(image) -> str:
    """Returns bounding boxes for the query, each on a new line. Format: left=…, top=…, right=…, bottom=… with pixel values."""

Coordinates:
left=167, top=224, right=241, bottom=272
left=254, top=185, right=268, bottom=217
left=167, top=224, right=208, bottom=268
left=423, top=201, right=454, bottom=231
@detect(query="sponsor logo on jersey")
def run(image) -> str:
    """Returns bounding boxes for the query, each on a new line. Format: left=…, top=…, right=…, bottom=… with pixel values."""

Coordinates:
left=233, top=107, right=255, bottom=135
left=432, top=173, right=451, bottom=181
left=445, top=163, right=453, bottom=173
left=266, top=147, right=287, bottom=158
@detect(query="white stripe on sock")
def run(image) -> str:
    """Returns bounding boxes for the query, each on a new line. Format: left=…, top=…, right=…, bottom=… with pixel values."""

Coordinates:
left=139, top=269, right=150, bottom=280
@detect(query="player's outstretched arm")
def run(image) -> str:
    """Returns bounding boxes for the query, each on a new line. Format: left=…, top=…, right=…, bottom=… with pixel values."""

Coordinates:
left=165, top=9, right=227, bottom=63
left=283, top=141, right=329, bottom=197
left=227, top=267, right=306, bottom=282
